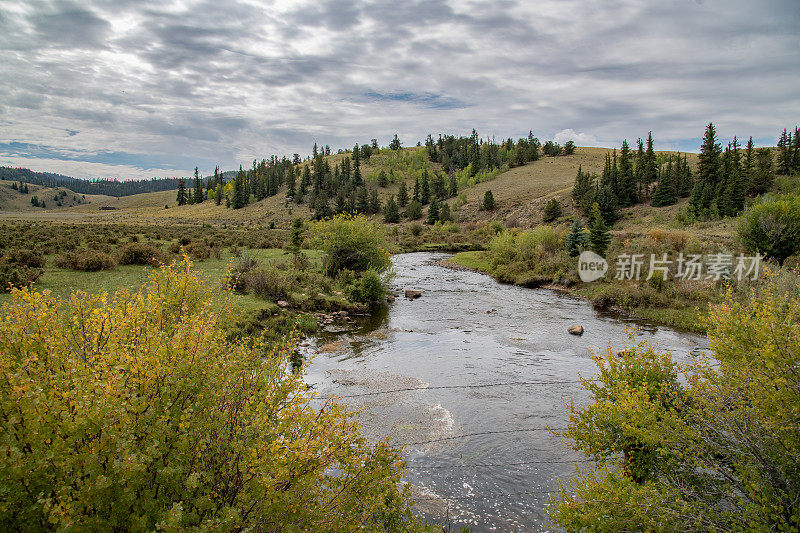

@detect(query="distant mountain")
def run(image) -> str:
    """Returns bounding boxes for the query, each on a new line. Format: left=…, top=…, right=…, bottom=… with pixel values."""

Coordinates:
left=0, top=167, right=194, bottom=197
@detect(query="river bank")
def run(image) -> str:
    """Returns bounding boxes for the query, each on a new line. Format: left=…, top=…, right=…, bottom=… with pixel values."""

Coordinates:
left=446, top=250, right=708, bottom=333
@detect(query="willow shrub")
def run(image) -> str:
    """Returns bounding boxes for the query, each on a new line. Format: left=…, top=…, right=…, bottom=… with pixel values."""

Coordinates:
left=553, top=273, right=800, bottom=531
left=0, top=259, right=423, bottom=531
left=311, top=214, right=391, bottom=277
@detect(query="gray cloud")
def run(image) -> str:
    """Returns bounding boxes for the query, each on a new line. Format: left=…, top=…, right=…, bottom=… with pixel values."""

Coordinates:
left=0, top=0, right=798, bottom=180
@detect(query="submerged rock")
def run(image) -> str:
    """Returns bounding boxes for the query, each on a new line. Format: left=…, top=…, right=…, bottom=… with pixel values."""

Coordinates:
left=568, top=325, right=584, bottom=335
left=405, top=290, right=422, bottom=299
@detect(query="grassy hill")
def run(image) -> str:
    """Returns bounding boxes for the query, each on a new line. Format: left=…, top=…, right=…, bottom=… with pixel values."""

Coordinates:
left=0, top=146, right=700, bottom=229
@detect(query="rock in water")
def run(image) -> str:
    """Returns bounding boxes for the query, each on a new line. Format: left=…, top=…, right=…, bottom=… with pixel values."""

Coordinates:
left=405, top=290, right=422, bottom=299
left=568, top=325, right=584, bottom=335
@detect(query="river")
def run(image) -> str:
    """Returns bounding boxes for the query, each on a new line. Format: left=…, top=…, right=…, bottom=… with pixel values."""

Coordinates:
left=302, top=252, right=710, bottom=531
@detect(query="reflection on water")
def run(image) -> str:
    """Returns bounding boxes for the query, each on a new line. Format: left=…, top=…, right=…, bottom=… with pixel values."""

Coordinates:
left=303, top=252, right=710, bottom=531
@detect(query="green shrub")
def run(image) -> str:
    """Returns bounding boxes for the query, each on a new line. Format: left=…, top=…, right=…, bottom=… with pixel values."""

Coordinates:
left=409, top=223, right=423, bottom=236
left=2, top=249, right=45, bottom=269
left=55, top=250, right=115, bottom=272
left=489, top=231, right=518, bottom=267
left=737, top=194, right=800, bottom=264
left=405, top=200, right=422, bottom=220
left=0, top=263, right=41, bottom=292
left=117, top=242, right=166, bottom=266
left=311, top=214, right=391, bottom=276
left=542, top=198, right=562, bottom=222
left=346, top=270, right=385, bottom=305
left=0, top=260, right=420, bottom=531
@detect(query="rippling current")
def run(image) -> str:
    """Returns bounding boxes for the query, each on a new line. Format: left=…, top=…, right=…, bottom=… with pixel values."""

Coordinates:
left=302, top=252, right=710, bottom=531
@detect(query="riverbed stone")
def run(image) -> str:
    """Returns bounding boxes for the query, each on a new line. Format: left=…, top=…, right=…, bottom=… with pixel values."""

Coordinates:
left=405, top=290, right=422, bottom=299
left=568, top=325, right=584, bottom=335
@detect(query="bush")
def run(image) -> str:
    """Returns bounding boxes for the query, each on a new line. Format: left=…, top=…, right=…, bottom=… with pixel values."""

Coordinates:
left=555, top=276, right=800, bottom=531
left=482, top=190, right=496, bottom=210
left=737, top=194, right=800, bottom=264
left=55, top=250, right=115, bottom=272
left=117, top=242, right=166, bottom=266
left=0, top=263, right=41, bottom=292
left=405, top=200, right=422, bottom=220
left=542, top=198, right=562, bottom=222
left=311, top=214, right=391, bottom=276
left=346, top=270, right=386, bottom=305
left=2, top=249, right=45, bottom=269
left=0, top=259, right=421, bottom=531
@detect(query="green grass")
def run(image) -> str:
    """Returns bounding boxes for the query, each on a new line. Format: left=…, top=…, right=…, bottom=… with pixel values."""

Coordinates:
left=0, top=248, right=325, bottom=312
left=449, top=250, right=492, bottom=272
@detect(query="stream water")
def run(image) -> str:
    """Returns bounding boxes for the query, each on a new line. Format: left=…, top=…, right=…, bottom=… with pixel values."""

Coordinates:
left=302, top=252, right=710, bottom=531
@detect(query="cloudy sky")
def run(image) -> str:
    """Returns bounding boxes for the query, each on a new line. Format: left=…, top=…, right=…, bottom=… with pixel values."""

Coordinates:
left=1, top=0, right=798, bottom=180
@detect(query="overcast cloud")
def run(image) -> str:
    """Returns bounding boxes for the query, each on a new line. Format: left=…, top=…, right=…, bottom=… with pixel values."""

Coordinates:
left=0, top=0, right=798, bottom=179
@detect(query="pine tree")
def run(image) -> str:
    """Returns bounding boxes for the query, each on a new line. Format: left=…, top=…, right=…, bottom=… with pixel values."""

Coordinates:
left=543, top=198, right=562, bottom=222
left=750, top=148, right=774, bottom=195
left=389, top=134, right=402, bottom=150
left=721, top=137, right=744, bottom=216
left=352, top=145, right=362, bottom=188
left=617, top=139, right=637, bottom=207
left=368, top=188, right=380, bottom=214
left=482, top=190, right=496, bottom=211
left=356, top=186, right=368, bottom=214
left=233, top=165, right=246, bottom=209
left=448, top=174, right=458, bottom=197
left=377, top=170, right=388, bottom=188
left=427, top=197, right=440, bottom=225
left=595, top=185, right=618, bottom=225
left=439, top=202, right=451, bottom=223
left=397, top=181, right=408, bottom=207
left=651, top=157, right=677, bottom=207
left=777, top=128, right=791, bottom=175
left=635, top=138, right=645, bottom=198
left=644, top=132, right=657, bottom=186
left=214, top=167, right=222, bottom=205
left=177, top=178, right=188, bottom=205
left=383, top=195, right=400, bottom=223
left=286, top=165, right=296, bottom=200
left=413, top=177, right=420, bottom=203
left=588, top=203, right=611, bottom=256
left=420, top=171, right=430, bottom=205
left=564, top=218, right=588, bottom=257
left=193, top=167, right=203, bottom=204
left=691, top=123, right=722, bottom=214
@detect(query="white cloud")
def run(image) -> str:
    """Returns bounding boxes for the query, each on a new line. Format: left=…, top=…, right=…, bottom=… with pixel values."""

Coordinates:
left=553, top=129, right=598, bottom=147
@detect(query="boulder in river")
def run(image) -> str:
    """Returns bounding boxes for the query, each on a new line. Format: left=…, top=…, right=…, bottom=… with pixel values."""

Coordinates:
left=405, top=290, right=422, bottom=300
left=568, top=325, right=584, bottom=336
left=386, top=294, right=396, bottom=303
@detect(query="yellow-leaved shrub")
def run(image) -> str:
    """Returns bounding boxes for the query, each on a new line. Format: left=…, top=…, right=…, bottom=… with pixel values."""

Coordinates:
left=0, top=259, right=423, bottom=531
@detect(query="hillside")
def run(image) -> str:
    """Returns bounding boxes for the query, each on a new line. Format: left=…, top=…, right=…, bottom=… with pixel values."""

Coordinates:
left=0, top=146, right=702, bottom=228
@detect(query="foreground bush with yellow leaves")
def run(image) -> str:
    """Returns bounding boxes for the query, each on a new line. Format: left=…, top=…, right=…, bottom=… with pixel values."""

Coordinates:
left=0, top=259, right=424, bottom=531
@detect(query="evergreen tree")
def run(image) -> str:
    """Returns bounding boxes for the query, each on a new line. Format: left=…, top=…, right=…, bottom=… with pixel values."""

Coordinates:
left=542, top=198, right=562, bottom=222
left=286, top=164, right=296, bottom=200
left=420, top=171, right=430, bottom=205
left=389, top=134, right=401, bottom=150
left=643, top=132, right=658, bottom=195
left=721, top=137, right=745, bottom=216
left=193, top=167, right=203, bottom=204
left=439, top=202, right=451, bottom=223
left=595, top=185, right=618, bottom=225
left=312, top=191, right=331, bottom=220
left=397, top=181, right=408, bottom=207
left=352, top=144, right=362, bottom=188
left=777, top=128, right=791, bottom=175
left=750, top=148, right=775, bottom=195
left=564, top=218, right=589, bottom=257
left=427, top=197, right=440, bottom=225
left=356, top=186, right=369, bottom=214
left=563, top=140, right=576, bottom=155
left=691, top=122, right=722, bottom=214
left=214, top=167, right=222, bottom=205
left=651, top=158, right=677, bottom=207
left=617, top=140, right=637, bottom=207
left=448, top=174, right=458, bottom=198
left=482, top=190, right=496, bottom=211
left=634, top=138, right=645, bottom=198
left=383, top=195, right=400, bottom=223
left=405, top=200, right=422, bottom=220
left=368, top=188, right=380, bottom=214
left=588, top=203, right=611, bottom=256
left=233, top=165, right=246, bottom=209
left=377, top=170, right=388, bottom=188
left=177, top=178, right=188, bottom=205
left=412, top=177, right=420, bottom=203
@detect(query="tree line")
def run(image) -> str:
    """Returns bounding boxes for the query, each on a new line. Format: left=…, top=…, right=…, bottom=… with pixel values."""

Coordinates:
left=0, top=167, right=185, bottom=197
left=572, top=124, right=796, bottom=227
